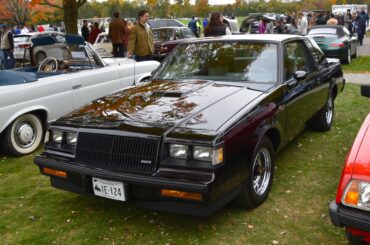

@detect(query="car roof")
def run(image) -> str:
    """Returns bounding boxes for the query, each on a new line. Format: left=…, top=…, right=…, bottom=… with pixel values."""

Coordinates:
left=311, top=25, right=343, bottom=30
left=152, top=26, right=189, bottom=30
left=15, top=31, right=62, bottom=38
left=182, top=34, right=302, bottom=43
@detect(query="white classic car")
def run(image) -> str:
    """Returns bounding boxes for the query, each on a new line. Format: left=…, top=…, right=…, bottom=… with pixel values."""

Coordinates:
left=0, top=34, right=160, bottom=156
left=92, top=32, right=113, bottom=58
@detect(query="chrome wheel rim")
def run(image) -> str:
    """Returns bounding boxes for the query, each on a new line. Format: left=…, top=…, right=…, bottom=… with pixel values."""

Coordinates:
left=15, top=122, right=36, bottom=148
left=326, top=97, right=333, bottom=125
left=348, top=49, right=351, bottom=63
left=252, top=148, right=272, bottom=196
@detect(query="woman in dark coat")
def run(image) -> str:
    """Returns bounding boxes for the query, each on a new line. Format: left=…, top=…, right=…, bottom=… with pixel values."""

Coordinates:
left=204, top=12, right=232, bottom=37
left=89, top=22, right=101, bottom=44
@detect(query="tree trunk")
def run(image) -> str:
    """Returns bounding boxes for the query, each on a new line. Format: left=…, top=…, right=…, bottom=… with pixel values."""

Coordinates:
left=63, top=0, right=78, bottom=34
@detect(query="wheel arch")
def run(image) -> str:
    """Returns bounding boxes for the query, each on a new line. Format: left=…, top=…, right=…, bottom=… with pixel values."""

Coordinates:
left=253, top=122, right=282, bottom=154
left=1, top=107, right=49, bottom=134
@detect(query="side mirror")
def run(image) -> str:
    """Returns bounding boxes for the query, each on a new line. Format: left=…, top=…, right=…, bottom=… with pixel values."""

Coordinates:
left=361, top=84, right=370, bottom=98
left=293, top=70, right=307, bottom=80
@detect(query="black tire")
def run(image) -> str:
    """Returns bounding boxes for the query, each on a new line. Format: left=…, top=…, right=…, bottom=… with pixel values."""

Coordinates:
left=35, top=51, right=47, bottom=65
left=312, top=92, right=334, bottom=131
left=342, top=48, right=351, bottom=64
left=237, top=136, right=275, bottom=209
left=346, top=230, right=369, bottom=245
left=2, top=114, right=44, bottom=156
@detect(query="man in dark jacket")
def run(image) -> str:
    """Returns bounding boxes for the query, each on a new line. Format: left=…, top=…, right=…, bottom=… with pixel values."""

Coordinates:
left=188, top=16, right=199, bottom=37
left=357, top=9, right=369, bottom=45
left=109, top=12, right=128, bottom=57
left=81, top=20, right=89, bottom=42
left=316, top=13, right=327, bottom=25
left=0, top=24, right=15, bottom=69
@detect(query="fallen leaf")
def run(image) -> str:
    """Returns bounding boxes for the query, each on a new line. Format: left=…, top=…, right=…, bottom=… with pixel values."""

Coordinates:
left=286, top=190, right=291, bottom=193
left=280, top=231, right=287, bottom=235
left=272, top=240, right=279, bottom=244
left=247, top=224, right=254, bottom=229
left=29, top=216, right=36, bottom=221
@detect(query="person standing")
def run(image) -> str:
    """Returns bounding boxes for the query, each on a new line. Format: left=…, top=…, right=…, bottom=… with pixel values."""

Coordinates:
left=204, top=12, right=232, bottom=37
left=109, top=12, right=129, bottom=57
left=327, top=13, right=338, bottom=25
left=203, top=17, right=208, bottom=29
left=89, top=22, right=101, bottom=44
left=344, top=9, right=353, bottom=33
left=357, top=9, right=369, bottom=46
left=188, top=16, right=199, bottom=37
left=258, top=19, right=266, bottom=34
left=298, top=12, right=308, bottom=35
left=288, top=18, right=299, bottom=34
left=81, top=20, right=89, bottom=42
left=127, top=10, right=154, bottom=62
left=0, top=25, right=15, bottom=70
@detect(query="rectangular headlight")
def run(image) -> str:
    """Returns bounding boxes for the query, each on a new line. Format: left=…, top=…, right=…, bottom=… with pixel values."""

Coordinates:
left=169, top=144, right=188, bottom=159
left=52, top=129, right=63, bottom=144
left=342, top=180, right=370, bottom=211
left=66, top=132, right=78, bottom=146
left=193, top=146, right=212, bottom=161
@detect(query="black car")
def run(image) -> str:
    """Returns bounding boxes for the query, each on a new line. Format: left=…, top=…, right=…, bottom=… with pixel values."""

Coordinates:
left=307, top=25, right=358, bottom=64
left=34, top=35, right=345, bottom=216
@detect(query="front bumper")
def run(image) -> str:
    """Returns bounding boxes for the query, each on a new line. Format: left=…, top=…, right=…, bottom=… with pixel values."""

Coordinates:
left=329, top=200, right=370, bottom=232
left=34, top=155, right=242, bottom=216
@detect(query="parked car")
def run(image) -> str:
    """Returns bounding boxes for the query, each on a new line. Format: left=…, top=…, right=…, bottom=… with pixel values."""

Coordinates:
left=153, top=26, right=195, bottom=61
left=14, top=31, right=66, bottom=64
left=0, top=34, right=160, bottom=156
left=329, top=84, right=370, bottom=245
left=307, top=25, right=358, bottom=64
left=222, top=16, right=239, bottom=34
left=148, top=19, right=186, bottom=28
left=34, top=35, right=344, bottom=216
left=92, top=32, right=112, bottom=58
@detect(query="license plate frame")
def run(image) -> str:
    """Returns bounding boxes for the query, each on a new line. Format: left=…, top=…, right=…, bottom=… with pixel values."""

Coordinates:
left=92, top=177, right=126, bottom=201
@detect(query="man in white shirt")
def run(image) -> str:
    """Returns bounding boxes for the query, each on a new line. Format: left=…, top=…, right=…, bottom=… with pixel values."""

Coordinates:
left=298, top=12, right=308, bottom=35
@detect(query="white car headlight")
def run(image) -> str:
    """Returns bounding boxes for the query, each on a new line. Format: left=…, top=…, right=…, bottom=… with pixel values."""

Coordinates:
left=66, top=132, right=78, bottom=146
left=342, top=180, right=370, bottom=211
left=193, top=146, right=212, bottom=161
left=169, top=144, right=188, bottom=159
left=52, top=130, right=63, bottom=143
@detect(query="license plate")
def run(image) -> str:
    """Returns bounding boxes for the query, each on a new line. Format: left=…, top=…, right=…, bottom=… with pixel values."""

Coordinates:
left=92, top=177, right=126, bottom=201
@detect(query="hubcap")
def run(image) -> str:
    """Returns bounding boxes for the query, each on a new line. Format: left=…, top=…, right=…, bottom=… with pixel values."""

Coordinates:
left=252, top=148, right=272, bottom=196
left=348, top=49, right=351, bottom=63
left=15, top=122, right=36, bottom=148
left=326, top=97, right=333, bottom=125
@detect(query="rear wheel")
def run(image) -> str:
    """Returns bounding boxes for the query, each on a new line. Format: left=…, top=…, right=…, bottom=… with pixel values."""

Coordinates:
left=237, top=136, right=275, bottom=209
left=342, top=48, right=351, bottom=64
left=312, top=92, right=334, bottom=131
left=35, top=51, right=47, bottom=66
left=2, top=114, right=44, bottom=156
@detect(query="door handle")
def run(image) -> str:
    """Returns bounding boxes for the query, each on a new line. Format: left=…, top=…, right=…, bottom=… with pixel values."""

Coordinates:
left=73, top=84, right=81, bottom=89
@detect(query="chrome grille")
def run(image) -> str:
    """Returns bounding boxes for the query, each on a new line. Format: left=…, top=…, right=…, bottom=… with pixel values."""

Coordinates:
left=75, top=132, right=159, bottom=175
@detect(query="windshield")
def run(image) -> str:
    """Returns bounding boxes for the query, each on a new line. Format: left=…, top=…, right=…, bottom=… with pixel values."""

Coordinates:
left=309, top=28, right=337, bottom=35
left=153, top=29, right=174, bottom=42
left=14, top=35, right=31, bottom=43
left=154, top=42, right=278, bottom=83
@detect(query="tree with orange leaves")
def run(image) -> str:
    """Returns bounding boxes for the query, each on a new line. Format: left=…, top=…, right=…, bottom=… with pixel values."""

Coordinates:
left=0, top=0, right=39, bottom=26
left=32, top=0, right=87, bottom=34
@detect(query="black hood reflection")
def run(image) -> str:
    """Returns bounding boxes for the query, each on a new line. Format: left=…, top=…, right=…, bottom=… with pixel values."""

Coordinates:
left=58, top=80, right=268, bottom=131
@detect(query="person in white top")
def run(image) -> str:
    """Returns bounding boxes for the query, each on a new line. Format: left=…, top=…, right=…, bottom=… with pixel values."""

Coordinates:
left=298, top=12, right=308, bottom=35
left=20, top=26, right=29, bottom=34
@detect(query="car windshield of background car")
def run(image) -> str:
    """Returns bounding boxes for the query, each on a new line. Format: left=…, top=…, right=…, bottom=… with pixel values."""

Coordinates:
left=309, top=28, right=337, bottom=35
left=154, top=42, right=278, bottom=83
left=153, top=29, right=174, bottom=42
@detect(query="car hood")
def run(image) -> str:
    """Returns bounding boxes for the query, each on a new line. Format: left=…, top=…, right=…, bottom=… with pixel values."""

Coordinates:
left=57, top=80, right=273, bottom=135
left=351, top=113, right=370, bottom=181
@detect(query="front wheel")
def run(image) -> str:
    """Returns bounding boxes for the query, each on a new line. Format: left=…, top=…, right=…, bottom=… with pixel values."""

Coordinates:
left=312, top=93, right=334, bottom=131
left=237, top=136, right=275, bottom=209
left=2, top=114, right=44, bottom=156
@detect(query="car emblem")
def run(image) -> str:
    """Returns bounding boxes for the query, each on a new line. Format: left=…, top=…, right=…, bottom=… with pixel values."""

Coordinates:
left=140, top=160, right=152, bottom=164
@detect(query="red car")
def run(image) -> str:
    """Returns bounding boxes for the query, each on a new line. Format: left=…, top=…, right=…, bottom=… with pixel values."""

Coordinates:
left=330, top=84, right=370, bottom=244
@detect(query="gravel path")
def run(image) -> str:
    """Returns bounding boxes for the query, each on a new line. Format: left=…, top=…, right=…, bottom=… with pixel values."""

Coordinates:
left=357, top=34, right=370, bottom=56
left=344, top=72, right=370, bottom=84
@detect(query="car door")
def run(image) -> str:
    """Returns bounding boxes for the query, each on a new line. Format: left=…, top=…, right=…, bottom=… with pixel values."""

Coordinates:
left=71, top=46, right=123, bottom=109
left=282, top=40, right=326, bottom=141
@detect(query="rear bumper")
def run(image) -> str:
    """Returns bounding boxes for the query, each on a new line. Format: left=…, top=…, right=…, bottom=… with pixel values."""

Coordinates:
left=323, top=48, right=347, bottom=61
left=329, top=200, right=370, bottom=233
left=34, top=155, right=242, bottom=216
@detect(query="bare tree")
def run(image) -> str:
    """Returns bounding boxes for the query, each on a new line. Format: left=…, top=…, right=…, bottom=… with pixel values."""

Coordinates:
left=0, top=0, right=39, bottom=26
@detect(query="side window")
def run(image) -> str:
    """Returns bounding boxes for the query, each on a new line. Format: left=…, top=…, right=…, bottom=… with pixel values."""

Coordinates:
left=304, top=39, right=325, bottom=65
left=55, top=34, right=65, bottom=43
left=183, top=28, right=195, bottom=38
left=175, top=29, right=184, bottom=39
left=284, top=41, right=315, bottom=81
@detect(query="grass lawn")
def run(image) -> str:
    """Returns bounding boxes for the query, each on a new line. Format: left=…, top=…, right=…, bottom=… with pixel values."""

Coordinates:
left=342, top=55, right=370, bottom=73
left=1, top=84, right=369, bottom=244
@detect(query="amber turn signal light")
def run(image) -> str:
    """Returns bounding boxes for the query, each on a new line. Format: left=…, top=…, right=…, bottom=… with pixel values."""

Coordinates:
left=42, top=167, right=67, bottom=179
left=344, top=180, right=360, bottom=205
left=160, top=189, right=202, bottom=201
